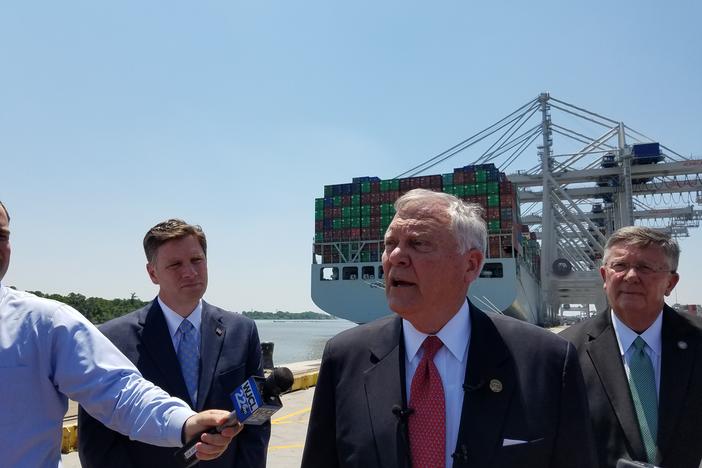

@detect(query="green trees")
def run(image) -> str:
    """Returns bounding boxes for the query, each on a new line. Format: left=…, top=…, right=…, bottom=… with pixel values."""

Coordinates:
left=28, top=290, right=148, bottom=324
left=241, top=310, right=333, bottom=320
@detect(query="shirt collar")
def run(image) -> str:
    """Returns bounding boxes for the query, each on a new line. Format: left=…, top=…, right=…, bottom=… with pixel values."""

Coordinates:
left=403, top=299, right=471, bottom=363
left=158, top=297, right=203, bottom=339
left=611, top=309, right=663, bottom=357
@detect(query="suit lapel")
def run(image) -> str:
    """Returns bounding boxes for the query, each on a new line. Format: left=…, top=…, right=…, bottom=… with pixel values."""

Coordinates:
left=456, top=304, right=515, bottom=468
left=139, top=300, right=193, bottom=405
left=585, top=311, right=646, bottom=460
left=197, top=302, right=225, bottom=411
left=656, top=305, right=698, bottom=462
left=363, top=317, right=408, bottom=468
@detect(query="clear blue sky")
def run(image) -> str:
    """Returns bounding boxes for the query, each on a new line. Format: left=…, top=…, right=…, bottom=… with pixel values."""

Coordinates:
left=1, top=1, right=700, bottom=312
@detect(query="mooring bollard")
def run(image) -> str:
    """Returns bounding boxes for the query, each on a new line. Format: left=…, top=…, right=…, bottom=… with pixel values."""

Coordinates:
left=261, top=341, right=275, bottom=370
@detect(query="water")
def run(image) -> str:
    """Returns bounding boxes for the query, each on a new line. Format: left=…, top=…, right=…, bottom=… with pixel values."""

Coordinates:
left=255, top=319, right=357, bottom=365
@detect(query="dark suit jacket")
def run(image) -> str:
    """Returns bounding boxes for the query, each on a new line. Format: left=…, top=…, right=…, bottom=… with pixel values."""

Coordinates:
left=560, top=305, right=702, bottom=468
left=78, top=300, right=270, bottom=468
left=301, top=302, right=595, bottom=468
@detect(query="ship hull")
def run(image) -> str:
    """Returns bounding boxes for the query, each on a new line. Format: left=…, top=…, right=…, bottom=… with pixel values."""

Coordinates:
left=311, top=257, right=541, bottom=324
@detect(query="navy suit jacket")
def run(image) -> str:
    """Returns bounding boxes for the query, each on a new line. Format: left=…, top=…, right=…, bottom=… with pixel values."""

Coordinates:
left=78, top=299, right=270, bottom=468
left=560, top=305, right=702, bottom=468
left=301, top=302, right=596, bottom=468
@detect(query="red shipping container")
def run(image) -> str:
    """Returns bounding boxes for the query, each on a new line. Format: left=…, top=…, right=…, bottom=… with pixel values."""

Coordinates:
left=315, top=220, right=323, bottom=231
left=370, top=181, right=380, bottom=193
left=501, top=220, right=513, bottom=230
left=361, top=193, right=371, bottom=204
left=332, top=207, right=342, bottom=218
left=370, top=217, right=381, bottom=228
left=464, top=172, right=476, bottom=183
left=487, top=208, right=500, bottom=220
left=341, top=195, right=351, bottom=206
left=453, top=172, right=465, bottom=184
left=370, top=205, right=381, bottom=216
left=324, top=207, right=333, bottom=218
left=350, top=228, right=361, bottom=240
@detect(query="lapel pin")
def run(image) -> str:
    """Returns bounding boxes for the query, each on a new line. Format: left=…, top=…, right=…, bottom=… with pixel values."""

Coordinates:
left=678, top=341, right=688, bottom=350
left=216, top=326, right=224, bottom=336
left=489, top=379, right=503, bottom=393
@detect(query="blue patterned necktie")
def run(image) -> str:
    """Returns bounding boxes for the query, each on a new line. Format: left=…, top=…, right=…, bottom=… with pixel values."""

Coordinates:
left=628, top=336, right=658, bottom=462
left=177, top=320, right=199, bottom=407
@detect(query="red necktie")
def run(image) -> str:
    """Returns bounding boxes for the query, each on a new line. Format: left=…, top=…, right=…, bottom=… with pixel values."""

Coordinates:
left=409, top=335, right=446, bottom=468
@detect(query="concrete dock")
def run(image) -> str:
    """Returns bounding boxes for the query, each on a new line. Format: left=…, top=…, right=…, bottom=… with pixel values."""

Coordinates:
left=61, top=360, right=321, bottom=467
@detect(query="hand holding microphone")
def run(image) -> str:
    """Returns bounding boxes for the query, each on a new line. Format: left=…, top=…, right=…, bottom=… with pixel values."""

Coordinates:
left=175, top=367, right=295, bottom=467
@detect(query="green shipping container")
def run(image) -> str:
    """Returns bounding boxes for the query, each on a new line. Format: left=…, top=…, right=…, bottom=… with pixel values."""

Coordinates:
left=350, top=218, right=360, bottom=228
left=476, top=171, right=487, bottom=183
left=463, top=184, right=477, bottom=196
left=488, top=220, right=501, bottom=232
left=315, top=209, right=324, bottom=220
left=487, top=195, right=500, bottom=207
left=315, top=232, right=323, bottom=242
left=315, top=198, right=324, bottom=210
left=361, top=182, right=371, bottom=193
left=351, top=194, right=360, bottom=206
left=333, top=219, right=343, bottom=229
left=361, top=217, right=370, bottom=228
left=333, top=195, right=342, bottom=207
left=361, top=205, right=371, bottom=217
left=475, top=183, right=487, bottom=195
left=487, top=182, right=499, bottom=194
left=389, top=179, right=400, bottom=191
left=442, top=173, right=454, bottom=185
left=380, top=204, right=395, bottom=216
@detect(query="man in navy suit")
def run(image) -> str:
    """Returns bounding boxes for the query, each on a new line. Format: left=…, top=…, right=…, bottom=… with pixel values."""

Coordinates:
left=79, top=219, right=269, bottom=468
left=561, top=226, right=702, bottom=467
left=302, top=189, right=595, bottom=468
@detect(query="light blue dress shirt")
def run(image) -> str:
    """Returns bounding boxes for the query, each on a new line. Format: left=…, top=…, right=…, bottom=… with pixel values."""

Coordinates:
left=611, top=310, right=663, bottom=395
left=403, top=299, right=471, bottom=468
left=0, top=285, right=196, bottom=467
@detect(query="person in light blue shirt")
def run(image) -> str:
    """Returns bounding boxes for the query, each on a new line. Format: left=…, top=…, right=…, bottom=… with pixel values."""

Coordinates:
left=0, top=200, right=239, bottom=467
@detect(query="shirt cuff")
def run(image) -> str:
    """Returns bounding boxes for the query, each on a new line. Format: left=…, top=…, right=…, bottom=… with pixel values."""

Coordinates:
left=166, top=407, right=197, bottom=447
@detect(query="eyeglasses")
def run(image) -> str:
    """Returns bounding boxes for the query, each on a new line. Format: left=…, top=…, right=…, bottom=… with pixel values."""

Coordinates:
left=606, top=261, right=675, bottom=276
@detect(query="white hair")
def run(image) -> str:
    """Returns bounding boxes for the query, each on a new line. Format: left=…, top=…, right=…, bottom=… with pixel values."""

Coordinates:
left=393, top=188, right=487, bottom=257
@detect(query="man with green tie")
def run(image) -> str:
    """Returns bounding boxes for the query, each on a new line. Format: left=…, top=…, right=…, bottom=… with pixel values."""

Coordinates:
left=561, top=226, right=702, bottom=468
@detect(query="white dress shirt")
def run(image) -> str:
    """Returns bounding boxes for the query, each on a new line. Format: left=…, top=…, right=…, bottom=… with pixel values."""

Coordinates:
left=611, top=309, right=663, bottom=396
left=403, top=299, right=471, bottom=468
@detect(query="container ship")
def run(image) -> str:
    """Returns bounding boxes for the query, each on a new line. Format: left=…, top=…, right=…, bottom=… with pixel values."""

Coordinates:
left=311, top=163, right=542, bottom=324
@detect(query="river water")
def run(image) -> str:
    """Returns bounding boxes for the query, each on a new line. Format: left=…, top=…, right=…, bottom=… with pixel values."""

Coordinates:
left=254, top=319, right=357, bottom=365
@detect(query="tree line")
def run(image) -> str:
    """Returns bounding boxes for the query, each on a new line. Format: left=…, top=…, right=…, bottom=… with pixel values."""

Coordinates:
left=28, top=290, right=149, bottom=324
left=21, top=289, right=333, bottom=323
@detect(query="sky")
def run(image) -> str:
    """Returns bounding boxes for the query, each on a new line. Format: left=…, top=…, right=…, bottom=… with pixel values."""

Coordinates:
left=1, top=1, right=700, bottom=313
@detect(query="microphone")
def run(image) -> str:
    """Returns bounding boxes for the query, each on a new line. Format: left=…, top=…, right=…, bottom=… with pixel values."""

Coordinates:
left=392, top=405, right=414, bottom=468
left=391, top=404, right=414, bottom=421
left=174, top=367, right=294, bottom=467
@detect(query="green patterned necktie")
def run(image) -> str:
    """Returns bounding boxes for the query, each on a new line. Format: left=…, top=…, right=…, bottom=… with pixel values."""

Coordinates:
left=628, top=336, right=658, bottom=462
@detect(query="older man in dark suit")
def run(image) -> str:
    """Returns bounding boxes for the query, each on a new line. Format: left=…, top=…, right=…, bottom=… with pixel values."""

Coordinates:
left=302, top=189, right=595, bottom=468
left=561, top=226, right=702, bottom=468
left=78, top=219, right=269, bottom=468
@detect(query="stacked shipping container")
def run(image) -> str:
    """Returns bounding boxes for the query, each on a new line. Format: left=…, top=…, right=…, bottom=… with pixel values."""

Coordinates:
left=314, top=164, right=536, bottom=264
